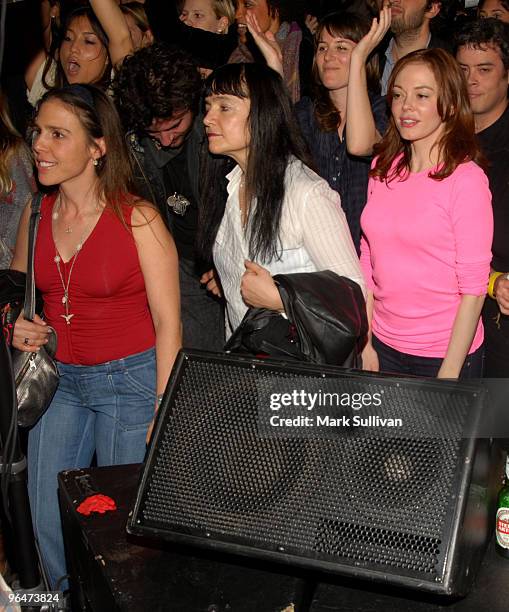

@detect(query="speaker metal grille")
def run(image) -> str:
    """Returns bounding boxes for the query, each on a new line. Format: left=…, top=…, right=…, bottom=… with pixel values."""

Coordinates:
left=131, top=353, right=482, bottom=588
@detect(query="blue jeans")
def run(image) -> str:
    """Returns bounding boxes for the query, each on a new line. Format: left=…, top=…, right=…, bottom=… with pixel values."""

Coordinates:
left=372, top=335, right=484, bottom=379
left=28, top=348, right=156, bottom=589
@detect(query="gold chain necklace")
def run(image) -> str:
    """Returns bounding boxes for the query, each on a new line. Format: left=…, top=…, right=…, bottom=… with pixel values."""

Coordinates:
left=52, top=196, right=100, bottom=325
left=54, top=249, right=81, bottom=325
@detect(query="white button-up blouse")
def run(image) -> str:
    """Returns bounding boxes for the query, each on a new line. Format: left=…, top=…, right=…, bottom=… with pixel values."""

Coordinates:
left=213, top=158, right=365, bottom=335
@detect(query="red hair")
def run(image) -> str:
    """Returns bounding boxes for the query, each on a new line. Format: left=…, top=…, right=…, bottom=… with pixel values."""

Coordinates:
left=371, top=48, right=484, bottom=183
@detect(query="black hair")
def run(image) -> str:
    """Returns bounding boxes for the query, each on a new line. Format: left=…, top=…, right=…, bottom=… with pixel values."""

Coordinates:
left=43, top=6, right=111, bottom=91
left=478, top=0, right=509, bottom=10
left=113, top=42, right=202, bottom=134
left=315, top=0, right=377, bottom=21
left=454, top=17, right=509, bottom=69
left=197, top=63, right=313, bottom=264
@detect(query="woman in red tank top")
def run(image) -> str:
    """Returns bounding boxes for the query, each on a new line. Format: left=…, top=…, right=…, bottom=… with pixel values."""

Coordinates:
left=10, top=84, right=181, bottom=590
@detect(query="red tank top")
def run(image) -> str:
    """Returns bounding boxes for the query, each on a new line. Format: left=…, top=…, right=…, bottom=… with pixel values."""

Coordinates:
left=35, top=193, right=155, bottom=365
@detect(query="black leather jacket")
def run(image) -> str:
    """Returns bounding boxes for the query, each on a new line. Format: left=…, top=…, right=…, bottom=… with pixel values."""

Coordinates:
left=226, top=271, right=368, bottom=368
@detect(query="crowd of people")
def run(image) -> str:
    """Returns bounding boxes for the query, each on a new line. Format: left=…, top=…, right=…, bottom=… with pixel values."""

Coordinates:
left=0, top=0, right=508, bottom=595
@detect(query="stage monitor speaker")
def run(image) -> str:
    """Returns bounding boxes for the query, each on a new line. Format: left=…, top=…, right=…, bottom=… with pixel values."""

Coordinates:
left=128, top=350, right=499, bottom=598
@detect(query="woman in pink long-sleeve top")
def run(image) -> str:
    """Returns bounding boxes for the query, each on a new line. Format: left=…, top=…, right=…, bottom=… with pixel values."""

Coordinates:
left=360, top=49, right=493, bottom=379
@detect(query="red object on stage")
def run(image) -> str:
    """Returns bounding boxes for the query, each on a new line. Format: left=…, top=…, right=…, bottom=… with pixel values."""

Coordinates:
left=77, top=494, right=117, bottom=516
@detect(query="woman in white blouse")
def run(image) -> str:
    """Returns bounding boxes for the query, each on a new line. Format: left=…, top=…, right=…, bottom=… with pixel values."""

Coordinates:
left=199, top=62, right=364, bottom=336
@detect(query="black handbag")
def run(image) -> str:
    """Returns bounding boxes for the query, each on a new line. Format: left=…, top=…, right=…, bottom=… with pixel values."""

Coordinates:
left=225, top=307, right=304, bottom=361
left=225, top=270, right=367, bottom=367
left=11, top=194, right=59, bottom=428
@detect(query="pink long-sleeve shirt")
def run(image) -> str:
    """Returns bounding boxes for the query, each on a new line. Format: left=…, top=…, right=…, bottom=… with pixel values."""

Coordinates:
left=360, top=159, right=493, bottom=357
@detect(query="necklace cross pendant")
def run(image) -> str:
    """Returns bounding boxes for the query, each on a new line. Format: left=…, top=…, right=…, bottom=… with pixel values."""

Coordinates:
left=61, top=313, right=74, bottom=325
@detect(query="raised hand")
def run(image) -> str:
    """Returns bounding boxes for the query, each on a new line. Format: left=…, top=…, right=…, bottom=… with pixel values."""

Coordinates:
left=245, top=11, right=283, bottom=76
left=351, top=6, right=391, bottom=64
left=304, top=14, right=319, bottom=36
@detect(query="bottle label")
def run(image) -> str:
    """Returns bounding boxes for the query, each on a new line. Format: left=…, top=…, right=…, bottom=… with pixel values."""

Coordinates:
left=496, top=508, right=509, bottom=548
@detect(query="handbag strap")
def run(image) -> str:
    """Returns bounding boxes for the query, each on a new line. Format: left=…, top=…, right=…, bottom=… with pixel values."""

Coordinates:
left=23, top=193, right=44, bottom=322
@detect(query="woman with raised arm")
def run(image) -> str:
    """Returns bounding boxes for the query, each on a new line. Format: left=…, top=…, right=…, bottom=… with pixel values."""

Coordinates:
left=89, top=0, right=153, bottom=68
left=199, top=62, right=364, bottom=337
left=25, top=6, right=113, bottom=107
left=360, top=49, right=493, bottom=378
left=231, top=0, right=313, bottom=102
left=25, top=0, right=152, bottom=108
left=246, top=7, right=391, bottom=252
left=10, top=84, right=181, bottom=589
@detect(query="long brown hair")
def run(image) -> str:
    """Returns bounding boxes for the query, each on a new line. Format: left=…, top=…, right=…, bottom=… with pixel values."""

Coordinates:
left=34, top=84, right=136, bottom=222
left=43, top=7, right=111, bottom=92
left=371, top=48, right=483, bottom=182
left=313, top=12, right=380, bottom=132
left=0, top=92, right=30, bottom=195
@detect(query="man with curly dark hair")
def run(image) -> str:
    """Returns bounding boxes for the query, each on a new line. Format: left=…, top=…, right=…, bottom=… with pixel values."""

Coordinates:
left=455, top=18, right=509, bottom=377
left=113, top=42, right=225, bottom=352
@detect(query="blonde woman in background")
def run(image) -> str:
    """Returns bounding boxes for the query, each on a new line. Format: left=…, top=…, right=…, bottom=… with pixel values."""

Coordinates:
left=0, top=91, right=35, bottom=582
left=0, top=92, right=35, bottom=268
left=179, top=0, right=236, bottom=34
left=120, top=1, right=154, bottom=48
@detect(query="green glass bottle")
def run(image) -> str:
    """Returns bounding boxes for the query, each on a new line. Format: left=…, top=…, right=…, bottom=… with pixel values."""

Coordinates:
left=496, top=455, right=509, bottom=558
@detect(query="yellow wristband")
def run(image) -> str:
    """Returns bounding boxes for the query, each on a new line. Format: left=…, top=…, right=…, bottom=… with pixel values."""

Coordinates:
left=488, top=271, right=504, bottom=299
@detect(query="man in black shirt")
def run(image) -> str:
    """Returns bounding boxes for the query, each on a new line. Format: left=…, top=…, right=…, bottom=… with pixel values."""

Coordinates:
left=114, top=43, right=225, bottom=352
left=455, top=18, right=509, bottom=376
